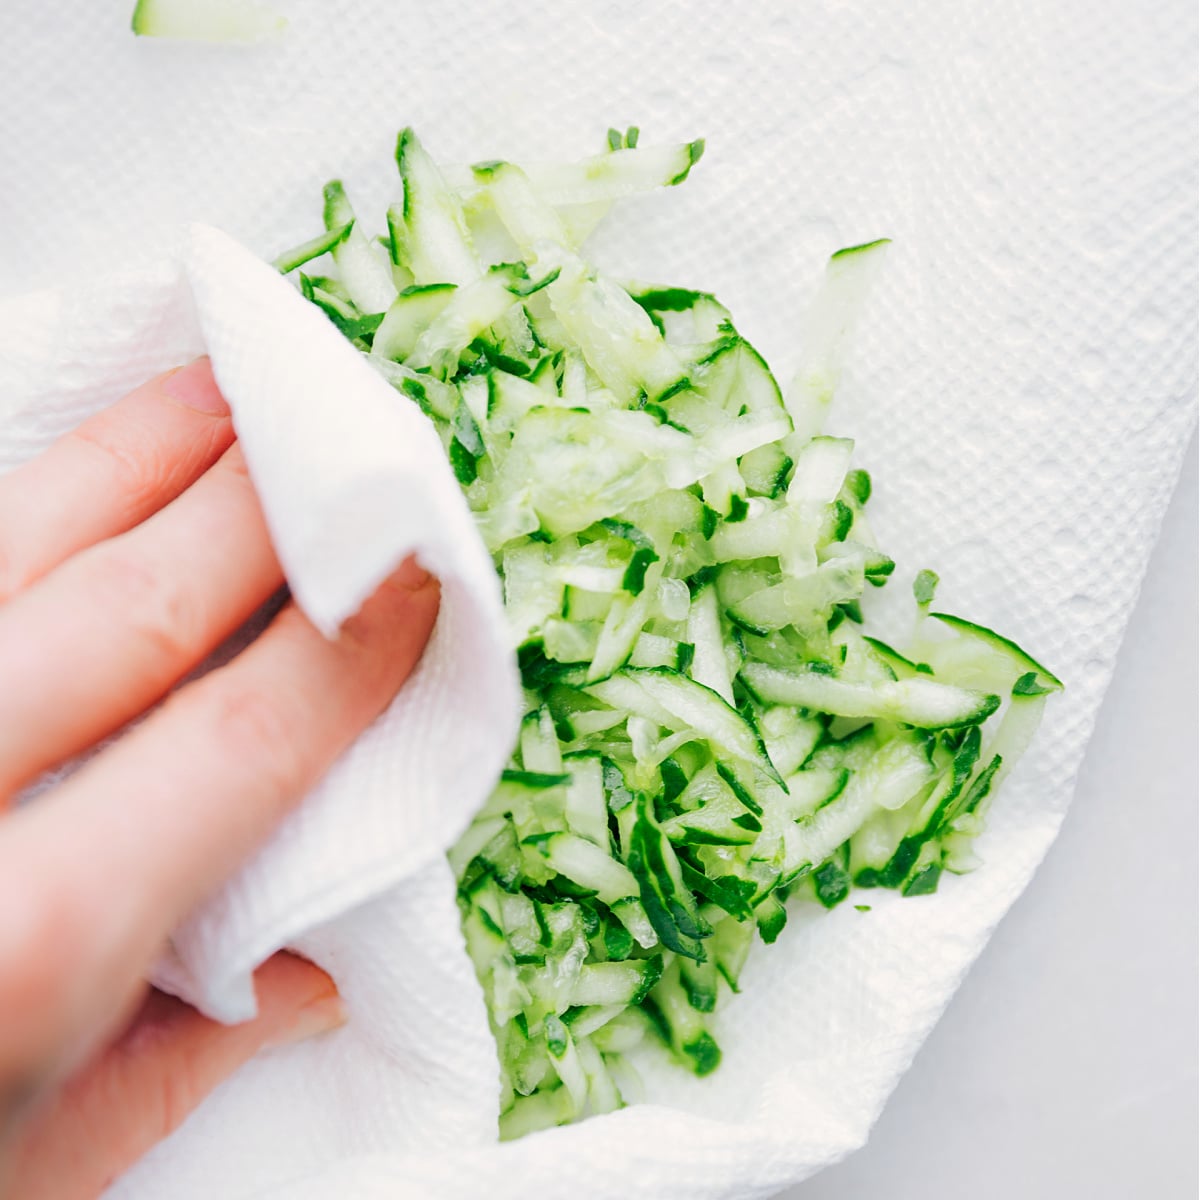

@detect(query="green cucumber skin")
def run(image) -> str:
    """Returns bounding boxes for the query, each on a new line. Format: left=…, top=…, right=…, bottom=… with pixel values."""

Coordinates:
left=930, top=611, right=1064, bottom=690
left=830, top=237, right=892, bottom=260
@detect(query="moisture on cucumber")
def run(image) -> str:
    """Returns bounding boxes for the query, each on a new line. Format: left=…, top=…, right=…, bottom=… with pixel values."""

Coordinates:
left=275, top=127, right=1062, bottom=1136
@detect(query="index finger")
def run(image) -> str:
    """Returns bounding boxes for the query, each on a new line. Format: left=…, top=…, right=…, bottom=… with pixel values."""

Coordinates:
left=0, top=359, right=235, bottom=601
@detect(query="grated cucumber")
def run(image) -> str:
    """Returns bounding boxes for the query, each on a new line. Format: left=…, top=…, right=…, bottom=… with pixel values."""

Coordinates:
left=277, top=127, right=1062, bottom=1136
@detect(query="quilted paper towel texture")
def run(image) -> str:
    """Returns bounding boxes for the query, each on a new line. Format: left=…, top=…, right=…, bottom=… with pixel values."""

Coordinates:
left=0, top=0, right=1194, bottom=1197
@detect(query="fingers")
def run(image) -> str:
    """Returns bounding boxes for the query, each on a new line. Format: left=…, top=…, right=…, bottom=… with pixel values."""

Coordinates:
left=0, top=360, right=235, bottom=602
left=0, top=560, right=438, bottom=1088
left=67, top=556, right=438, bottom=919
left=4, top=954, right=345, bottom=1200
left=0, top=443, right=283, bottom=800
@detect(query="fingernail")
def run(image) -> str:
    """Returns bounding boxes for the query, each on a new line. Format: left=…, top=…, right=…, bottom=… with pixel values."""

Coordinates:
left=163, top=357, right=229, bottom=416
left=392, top=554, right=433, bottom=592
left=267, top=993, right=348, bottom=1049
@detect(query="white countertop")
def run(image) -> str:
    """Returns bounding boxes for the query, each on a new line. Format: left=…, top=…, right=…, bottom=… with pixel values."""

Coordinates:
left=783, top=434, right=1198, bottom=1200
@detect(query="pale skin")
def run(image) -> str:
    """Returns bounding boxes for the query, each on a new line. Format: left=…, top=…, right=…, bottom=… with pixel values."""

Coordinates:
left=0, top=359, right=440, bottom=1198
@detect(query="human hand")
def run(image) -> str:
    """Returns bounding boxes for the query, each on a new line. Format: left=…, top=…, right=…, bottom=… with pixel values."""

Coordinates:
left=0, top=360, right=439, bottom=1198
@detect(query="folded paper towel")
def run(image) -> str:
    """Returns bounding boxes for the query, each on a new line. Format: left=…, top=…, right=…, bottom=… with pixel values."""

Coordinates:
left=2, top=0, right=1195, bottom=1197
left=2, top=226, right=523, bottom=1027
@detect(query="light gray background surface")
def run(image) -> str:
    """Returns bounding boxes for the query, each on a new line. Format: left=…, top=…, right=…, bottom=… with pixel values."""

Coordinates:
left=785, top=435, right=1198, bottom=1200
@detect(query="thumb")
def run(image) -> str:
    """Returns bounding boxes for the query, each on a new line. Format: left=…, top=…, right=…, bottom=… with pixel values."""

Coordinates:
left=3, top=952, right=344, bottom=1200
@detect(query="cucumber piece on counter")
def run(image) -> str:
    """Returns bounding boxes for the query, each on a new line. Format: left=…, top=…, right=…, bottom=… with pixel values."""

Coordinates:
left=131, top=0, right=284, bottom=41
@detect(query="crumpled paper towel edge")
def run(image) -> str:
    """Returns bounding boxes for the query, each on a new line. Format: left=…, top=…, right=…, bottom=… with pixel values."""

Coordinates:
left=137, top=225, right=523, bottom=1021
left=185, top=223, right=499, bottom=636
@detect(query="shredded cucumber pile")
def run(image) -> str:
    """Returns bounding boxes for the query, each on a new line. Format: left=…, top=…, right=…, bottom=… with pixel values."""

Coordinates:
left=273, top=127, right=1062, bottom=1138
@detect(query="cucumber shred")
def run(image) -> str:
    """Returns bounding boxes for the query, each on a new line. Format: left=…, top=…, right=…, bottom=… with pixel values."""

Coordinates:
left=280, top=128, right=1061, bottom=1134
left=131, top=0, right=285, bottom=42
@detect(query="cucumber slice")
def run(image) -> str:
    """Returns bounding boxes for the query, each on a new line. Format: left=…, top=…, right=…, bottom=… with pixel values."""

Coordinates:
left=571, top=958, right=663, bottom=1007
left=322, top=182, right=398, bottom=315
left=727, top=559, right=864, bottom=635
left=786, top=238, right=891, bottom=446
left=131, top=0, right=284, bottom=41
left=742, top=663, right=1000, bottom=730
left=779, top=767, right=848, bottom=819
left=529, top=832, right=639, bottom=904
left=470, top=160, right=570, bottom=254
left=646, top=958, right=722, bottom=1075
left=587, top=668, right=782, bottom=784
left=371, top=284, right=457, bottom=363
left=395, top=128, right=480, bottom=286
left=787, top=735, right=935, bottom=873
left=521, top=141, right=704, bottom=207
left=562, top=754, right=609, bottom=847
left=629, top=286, right=733, bottom=345
left=405, top=269, right=533, bottom=374
left=922, top=612, right=1064, bottom=693
left=271, top=222, right=354, bottom=275
left=538, top=245, right=688, bottom=403
left=661, top=779, right=762, bottom=846
left=686, top=582, right=734, bottom=704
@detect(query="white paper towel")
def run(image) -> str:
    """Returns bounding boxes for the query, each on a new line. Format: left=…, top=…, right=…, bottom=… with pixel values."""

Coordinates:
left=0, top=223, right=524, bottom=1029
left=2, top=1, right=1196, bottom=1197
